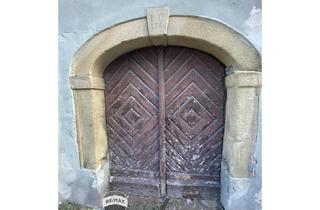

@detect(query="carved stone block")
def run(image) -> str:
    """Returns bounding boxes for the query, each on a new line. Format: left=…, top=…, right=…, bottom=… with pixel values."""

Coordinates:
left=146, top=7, right=170, bottom=45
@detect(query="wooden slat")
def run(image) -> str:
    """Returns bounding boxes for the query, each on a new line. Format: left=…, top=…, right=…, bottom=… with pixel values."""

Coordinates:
left=158, top=47, right=167, bottom=198
left=110, top=176, right=160, bottom=186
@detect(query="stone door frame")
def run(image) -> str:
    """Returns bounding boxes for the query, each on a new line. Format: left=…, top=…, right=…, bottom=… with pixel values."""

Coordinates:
left=69, top=11, right=261, bottom=209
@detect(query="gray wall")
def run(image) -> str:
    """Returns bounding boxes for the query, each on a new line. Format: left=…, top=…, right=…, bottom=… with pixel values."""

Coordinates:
left=59, top=0, right=261, bottom=208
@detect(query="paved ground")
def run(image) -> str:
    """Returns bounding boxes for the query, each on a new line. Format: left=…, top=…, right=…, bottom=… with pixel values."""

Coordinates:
left=127, top=196, right=224, bottom=210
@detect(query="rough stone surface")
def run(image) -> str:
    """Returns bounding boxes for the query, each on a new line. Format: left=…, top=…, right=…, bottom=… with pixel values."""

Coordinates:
left=220, top=85, right=262, bottom=210
left=72, top=89, right=107, bottom=169
left=223, top=72, right=261, bottom=178
left=59, top=0, right=261, bottom=209
left=166, top=17, right=261, bottom=71
left=70, top=76, right=105, bottom=90
left=59, top=167, right=100, bottom=208
left=220, top=163, right=261, bottom=210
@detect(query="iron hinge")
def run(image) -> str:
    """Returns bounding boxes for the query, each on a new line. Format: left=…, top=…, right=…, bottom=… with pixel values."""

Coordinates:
left=225, top=65, right=234, bottom=76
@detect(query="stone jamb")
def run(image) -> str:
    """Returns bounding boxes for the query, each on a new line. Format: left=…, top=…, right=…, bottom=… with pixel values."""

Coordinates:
left=223, top=71, right=262, bottom=178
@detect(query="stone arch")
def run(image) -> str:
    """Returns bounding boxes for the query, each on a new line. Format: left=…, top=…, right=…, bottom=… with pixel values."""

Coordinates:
left=71, top=16, right=260, bottom=79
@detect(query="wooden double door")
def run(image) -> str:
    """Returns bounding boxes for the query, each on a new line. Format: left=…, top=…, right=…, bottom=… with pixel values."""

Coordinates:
left=104, top=46, right=226, bottom=200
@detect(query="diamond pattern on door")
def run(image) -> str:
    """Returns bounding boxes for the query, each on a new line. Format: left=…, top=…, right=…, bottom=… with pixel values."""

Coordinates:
left=163, top=47, right=225, bottom=199
left=114, top=96, right=153, bottom=137
left=104, top=46, right=226, bottom=199
left=104, top=48, right=161, bottom=197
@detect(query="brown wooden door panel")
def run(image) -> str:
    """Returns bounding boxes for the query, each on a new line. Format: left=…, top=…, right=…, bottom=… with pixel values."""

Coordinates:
left=104, top=47, right=161, bottom=197
left=163, top=47, right=225, bottom=199
left=104, top=46, right=226, bottom=199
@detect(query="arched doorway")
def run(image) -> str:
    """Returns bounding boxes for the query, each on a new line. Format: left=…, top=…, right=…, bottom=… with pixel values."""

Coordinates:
left=70, top=15, right=261, bottom=209
left=104, top=46, right=226, bottom=200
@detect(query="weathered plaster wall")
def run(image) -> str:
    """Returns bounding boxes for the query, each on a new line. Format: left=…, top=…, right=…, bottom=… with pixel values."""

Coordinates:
left=59, top=0, right=261, bottom=209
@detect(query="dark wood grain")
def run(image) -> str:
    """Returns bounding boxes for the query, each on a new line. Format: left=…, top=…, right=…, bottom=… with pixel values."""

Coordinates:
left=104, top=46, right=226, bottom=199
